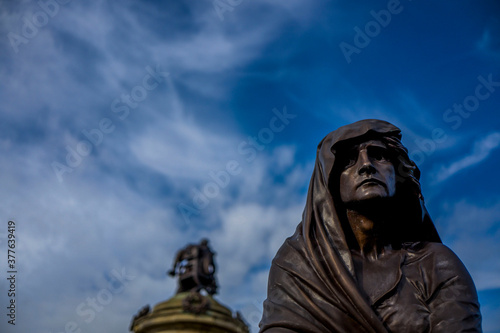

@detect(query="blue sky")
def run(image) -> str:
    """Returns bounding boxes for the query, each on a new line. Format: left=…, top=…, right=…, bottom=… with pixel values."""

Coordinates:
left=0, top=0, right=499, bottom=332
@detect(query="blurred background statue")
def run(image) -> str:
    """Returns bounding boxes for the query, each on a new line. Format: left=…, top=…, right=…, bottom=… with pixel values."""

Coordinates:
left=168, top=238, right=218, bottom=295
left=130, top=240, right=248, bottom=333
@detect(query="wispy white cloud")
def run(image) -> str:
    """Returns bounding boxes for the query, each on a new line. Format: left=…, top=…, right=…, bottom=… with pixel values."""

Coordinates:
left=434, top=132, right=500, bottom=183
left=130, top=115, right=238, bottom=181
left=0, top=125, right=311, bottom=332
left=1, top=0, right=499, bottom=332
left=0, top=0, right=299, bottom=326
left=438, top=199, right=500, bottom=291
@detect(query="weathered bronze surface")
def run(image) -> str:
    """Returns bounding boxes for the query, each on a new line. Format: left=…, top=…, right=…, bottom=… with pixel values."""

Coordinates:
left=168, top=239, right=218, bottom=295
left=260, top=119, right=482, bottom=332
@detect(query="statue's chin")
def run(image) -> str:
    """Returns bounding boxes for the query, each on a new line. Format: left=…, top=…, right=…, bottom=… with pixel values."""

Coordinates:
left=344, top=195, right=395, bottom=212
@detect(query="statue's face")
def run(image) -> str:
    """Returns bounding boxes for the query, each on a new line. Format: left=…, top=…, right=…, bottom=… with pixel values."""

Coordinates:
left=339, top=139, right=396, bottom=204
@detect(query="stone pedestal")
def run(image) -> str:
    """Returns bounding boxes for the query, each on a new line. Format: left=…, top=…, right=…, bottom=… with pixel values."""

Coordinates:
left=131, top=292, right=249, bottom=333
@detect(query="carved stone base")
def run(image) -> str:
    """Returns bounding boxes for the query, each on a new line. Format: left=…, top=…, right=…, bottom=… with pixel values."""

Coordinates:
left=131, top=292, right=249, bottom=333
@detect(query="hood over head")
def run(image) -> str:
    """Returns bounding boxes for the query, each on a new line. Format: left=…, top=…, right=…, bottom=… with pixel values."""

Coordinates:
left=259, top=119, right=441, bottom=333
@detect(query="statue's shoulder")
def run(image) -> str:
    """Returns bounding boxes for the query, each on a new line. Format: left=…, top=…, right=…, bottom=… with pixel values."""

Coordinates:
left=406, top=241, right=459, bottom=260
left=405, top=241, right=454, bottom=255
left=421, top=242, right=461, bottom=260
left=405, top=241, right=472, bottom=281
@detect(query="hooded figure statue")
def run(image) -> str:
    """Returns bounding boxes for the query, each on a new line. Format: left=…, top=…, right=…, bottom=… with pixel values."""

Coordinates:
left=259, top=119, right=481, bottom=333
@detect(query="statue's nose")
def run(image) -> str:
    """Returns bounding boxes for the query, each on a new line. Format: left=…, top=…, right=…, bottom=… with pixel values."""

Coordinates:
left=357, top=151, right=376, bottom=175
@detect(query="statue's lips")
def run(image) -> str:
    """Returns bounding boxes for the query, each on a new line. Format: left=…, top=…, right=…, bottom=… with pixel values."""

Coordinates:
left=357, top=178, right=386, bottom=189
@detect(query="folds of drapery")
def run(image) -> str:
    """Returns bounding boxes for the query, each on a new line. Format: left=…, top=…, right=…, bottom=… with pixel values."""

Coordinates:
left=259, top=120, right=477, bottom=333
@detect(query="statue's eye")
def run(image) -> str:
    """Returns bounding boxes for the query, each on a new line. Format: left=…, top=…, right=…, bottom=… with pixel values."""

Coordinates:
left=369, top=147, right=389, bottom=161
left=344, top=150, right=358, bottom=168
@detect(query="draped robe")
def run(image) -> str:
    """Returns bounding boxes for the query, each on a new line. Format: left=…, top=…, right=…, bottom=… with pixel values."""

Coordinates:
left=259, top=119, right=481, bottom=333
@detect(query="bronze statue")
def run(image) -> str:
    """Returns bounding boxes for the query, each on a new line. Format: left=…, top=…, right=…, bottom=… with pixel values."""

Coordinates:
left=168, top=239, right=218, bottom=295
left=260, top=119, right=481, bottom=332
